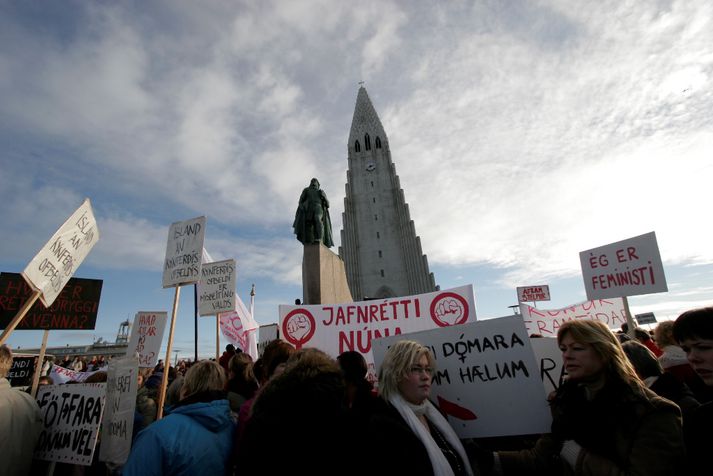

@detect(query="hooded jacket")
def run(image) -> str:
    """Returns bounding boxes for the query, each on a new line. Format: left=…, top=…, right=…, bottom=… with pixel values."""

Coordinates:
left=123, top=396, right=234, bottom=476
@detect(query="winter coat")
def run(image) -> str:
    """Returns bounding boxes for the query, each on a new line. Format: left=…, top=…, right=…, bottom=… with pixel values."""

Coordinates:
left=123, top=395, right=234, bottom=476
left=0, top=378, right=43, bottom=476
left=498, top=379, right=684, bottom=476
left=684, top=401, right=712, bottom=473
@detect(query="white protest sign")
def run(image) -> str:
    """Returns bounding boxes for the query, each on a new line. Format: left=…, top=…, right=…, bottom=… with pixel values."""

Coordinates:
left=372, top=316, right=551, bottom=438
left=48, top=365, right=99, bottom=384
left=517, top=285, right=550, bottom=303
left=126, top=311, right=168, bottom=368
left=99, top=357, right=138, bottom=465
left=519, top=298, right=626, bottom=337
left=162, top=216, right=206, bottom=288
left=198, top=259, right=236, bottom=316
left=579, top=231, right=667, bottom=300
left=279, top=285, right=476, bottom=381
left=23, top=199, right=100, bottom=307
left=258, top=324, right=279, bottom=356
left=530, top=337, right=565, bottom=397
left=35, top=383, right=106, bottom=466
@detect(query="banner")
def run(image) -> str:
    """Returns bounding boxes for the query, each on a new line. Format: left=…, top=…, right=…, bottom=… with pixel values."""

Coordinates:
left=23, top=198, right=100, bottom=307
left=35, top=383, right=106, bottom=466
left=371, top=316, right=551, bottom=438
left=198, top=259, right=236, bottom=316
left=48, top=365, right=100, bottom=384
left=519, top=297, right=626, bottom=336
left=219, top=295, right=258, bottom=354
left=279, top=285, right=476, bottom=380
left=126, top=312, right=168, bottom=368
left=162, top=216, right=206, bottom=288
left=579, top=231, right=667, bottom=300
left=7, top=355, right=35, bottom=387
left=99, top=357, right=138, bottom=465
left=0, top=272, right=102, bottom=330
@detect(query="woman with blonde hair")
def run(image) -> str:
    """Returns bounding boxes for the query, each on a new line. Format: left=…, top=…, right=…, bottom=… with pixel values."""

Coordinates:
left=367, top=340, right=475, bottom=476
left=495, top=319, right=684, bottom=475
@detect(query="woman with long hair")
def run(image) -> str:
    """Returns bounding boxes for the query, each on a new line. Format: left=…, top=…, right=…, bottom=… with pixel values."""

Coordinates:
left=495, top=319, right=684, bottom=475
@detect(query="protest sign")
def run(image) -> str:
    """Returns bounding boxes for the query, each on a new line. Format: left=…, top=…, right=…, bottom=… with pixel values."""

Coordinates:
left=517, top=285, right=550, bottom=303
left=7, top=355, right=35, bottom=387
left=279, top=285, right=475, bottom=381
left=48, top=366, right=100, bottom=384
left=126, top=312, right=168, bottom=368
left=258, top=324, right=279, bottom=356
left=0, top=272, right=102, bottom=330
left=279, top=285, right=475, bottom=353
left=23, top=199, right=99, bottom=307
left=99, top=357, right=138, bottom=465
left=519, top=298, right=626, bottom=336
left=530, top=337, right=565, bottom=397
left=635, top=312, right=657, bottom=325
left=162, top=216, right=206, bottom=288
left=579, top=231, right=667, bottom=300
left=371, top=315, right=551, bottom=438
left=198, top=259, right=236, bottom=316
left=35, top=383, right=106, bottom=466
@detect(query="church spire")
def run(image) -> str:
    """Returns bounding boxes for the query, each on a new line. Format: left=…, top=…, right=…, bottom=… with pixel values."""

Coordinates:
left=348, top=86, right=387, bottom=151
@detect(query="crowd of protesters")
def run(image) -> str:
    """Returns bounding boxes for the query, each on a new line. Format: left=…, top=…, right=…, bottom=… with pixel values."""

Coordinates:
left=1, top=306, right=712, bottom=475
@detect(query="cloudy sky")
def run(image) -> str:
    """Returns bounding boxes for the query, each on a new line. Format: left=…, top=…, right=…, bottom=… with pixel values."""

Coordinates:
left=2, top=0, right=711, bottom=357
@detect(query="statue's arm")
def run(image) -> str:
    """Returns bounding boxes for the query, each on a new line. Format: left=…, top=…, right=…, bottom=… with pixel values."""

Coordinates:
left=320, top=190, right=330, bottom=208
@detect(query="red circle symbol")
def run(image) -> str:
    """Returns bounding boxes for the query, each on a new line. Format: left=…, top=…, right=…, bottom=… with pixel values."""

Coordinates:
left=282, top=309, right=316, bottom=349
left=430, top=292, right=469, bottom=327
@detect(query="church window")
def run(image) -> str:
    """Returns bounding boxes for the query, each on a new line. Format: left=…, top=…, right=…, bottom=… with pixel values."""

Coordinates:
left=373, top=197, right=376, bottom=203
left=365, top=134, right=371, bottom=150
left=371, top=181, right=374, bottom=187
left=378, top=250, right=382, bottom=258
left=380, top=269, right=385, bottom=277
left=375, top=137, right=382, bottom=148
left=354, top=140, right=361, bottom=152
left=377, top=232, right=380, bottom=239
left=374, top=214, right=378, bottom=221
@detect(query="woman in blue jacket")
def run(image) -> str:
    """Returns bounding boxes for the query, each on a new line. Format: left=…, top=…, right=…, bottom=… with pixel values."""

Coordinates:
left=123, top=360, right=235, bottom=476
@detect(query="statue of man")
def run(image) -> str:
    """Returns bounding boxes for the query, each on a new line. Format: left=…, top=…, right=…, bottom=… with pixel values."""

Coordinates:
left=293, top=178, right=334, bottom=247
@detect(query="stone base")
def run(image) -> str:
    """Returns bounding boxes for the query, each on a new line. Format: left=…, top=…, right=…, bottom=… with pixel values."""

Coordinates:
left=302, top=243, right=354, bottom=305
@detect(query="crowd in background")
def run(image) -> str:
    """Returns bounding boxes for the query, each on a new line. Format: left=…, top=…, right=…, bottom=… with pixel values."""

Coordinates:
left=1, top=306, right=712, bottom=475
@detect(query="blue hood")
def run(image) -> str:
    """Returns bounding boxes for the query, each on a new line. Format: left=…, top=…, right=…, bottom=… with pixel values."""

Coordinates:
left=169, top=399, right=233, bottom=432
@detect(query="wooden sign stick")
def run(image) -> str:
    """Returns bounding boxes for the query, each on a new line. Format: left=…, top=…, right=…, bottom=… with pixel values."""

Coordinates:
left=0, top=290, right=40, bottom=345
left=156, top=285, right=181, bottom=420
left=622, top=296, right=637, bottom=339
left=216, top=315, right=220, bottom=361
left=30, top=329, right=50, bottom=397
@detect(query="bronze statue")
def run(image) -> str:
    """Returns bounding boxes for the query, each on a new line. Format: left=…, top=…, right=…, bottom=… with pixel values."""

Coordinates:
left=293, top=178, right=334, bottom=247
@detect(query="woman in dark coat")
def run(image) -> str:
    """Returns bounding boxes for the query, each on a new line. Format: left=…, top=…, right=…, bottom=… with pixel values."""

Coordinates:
left=496, top=319, right=684, bottom=475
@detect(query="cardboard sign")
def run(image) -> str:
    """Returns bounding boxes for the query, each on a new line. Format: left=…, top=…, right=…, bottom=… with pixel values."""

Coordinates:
left=126, top=312, right=168, bottom=368
left=517, top=285, right=550, bottom=303
left=279, top=285, right=476, bottom=382
left=520, top=298, right=626, bottom=337
left=23, top=199, right=99, bottom=307
left=371, top=316, right=551, bottom=438
left=35, top=383, right=106, bottom=466
left=99, top=357, right=138, bottom=465
left=258, top=324, right=279, bottom=356
left=198, top=259, right=236, bottom=316
left=48, top=366, right=100, bottom=384
left=530, top=337, right=565, bottom=397
left=162, top=216, right=206, bottom=288
left=579, top=232, right=668, bottom=300
left=7, top=356, right=35, bottom=387
left=0, top=272, right=102, bottom=330
left=635, top=312, right=657, bottom=325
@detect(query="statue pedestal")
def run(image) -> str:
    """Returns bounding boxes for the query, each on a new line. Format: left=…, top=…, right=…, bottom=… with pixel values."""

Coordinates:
left=302, top=243, right=353, bottom=305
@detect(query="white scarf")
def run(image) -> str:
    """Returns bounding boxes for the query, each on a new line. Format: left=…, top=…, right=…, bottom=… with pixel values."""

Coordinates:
left=389, top=393, right=474, bottom=476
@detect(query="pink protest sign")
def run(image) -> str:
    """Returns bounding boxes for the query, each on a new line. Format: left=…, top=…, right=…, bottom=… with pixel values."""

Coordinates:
left=519, top=298, right=626, bottom=337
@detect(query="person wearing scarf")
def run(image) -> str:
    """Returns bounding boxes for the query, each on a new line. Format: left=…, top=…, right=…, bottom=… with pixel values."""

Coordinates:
left=367, top=340, right=475, bottom=476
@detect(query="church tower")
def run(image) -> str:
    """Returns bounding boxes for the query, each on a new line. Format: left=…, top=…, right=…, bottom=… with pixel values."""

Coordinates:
left=339, top=87, right=437, bottom=300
